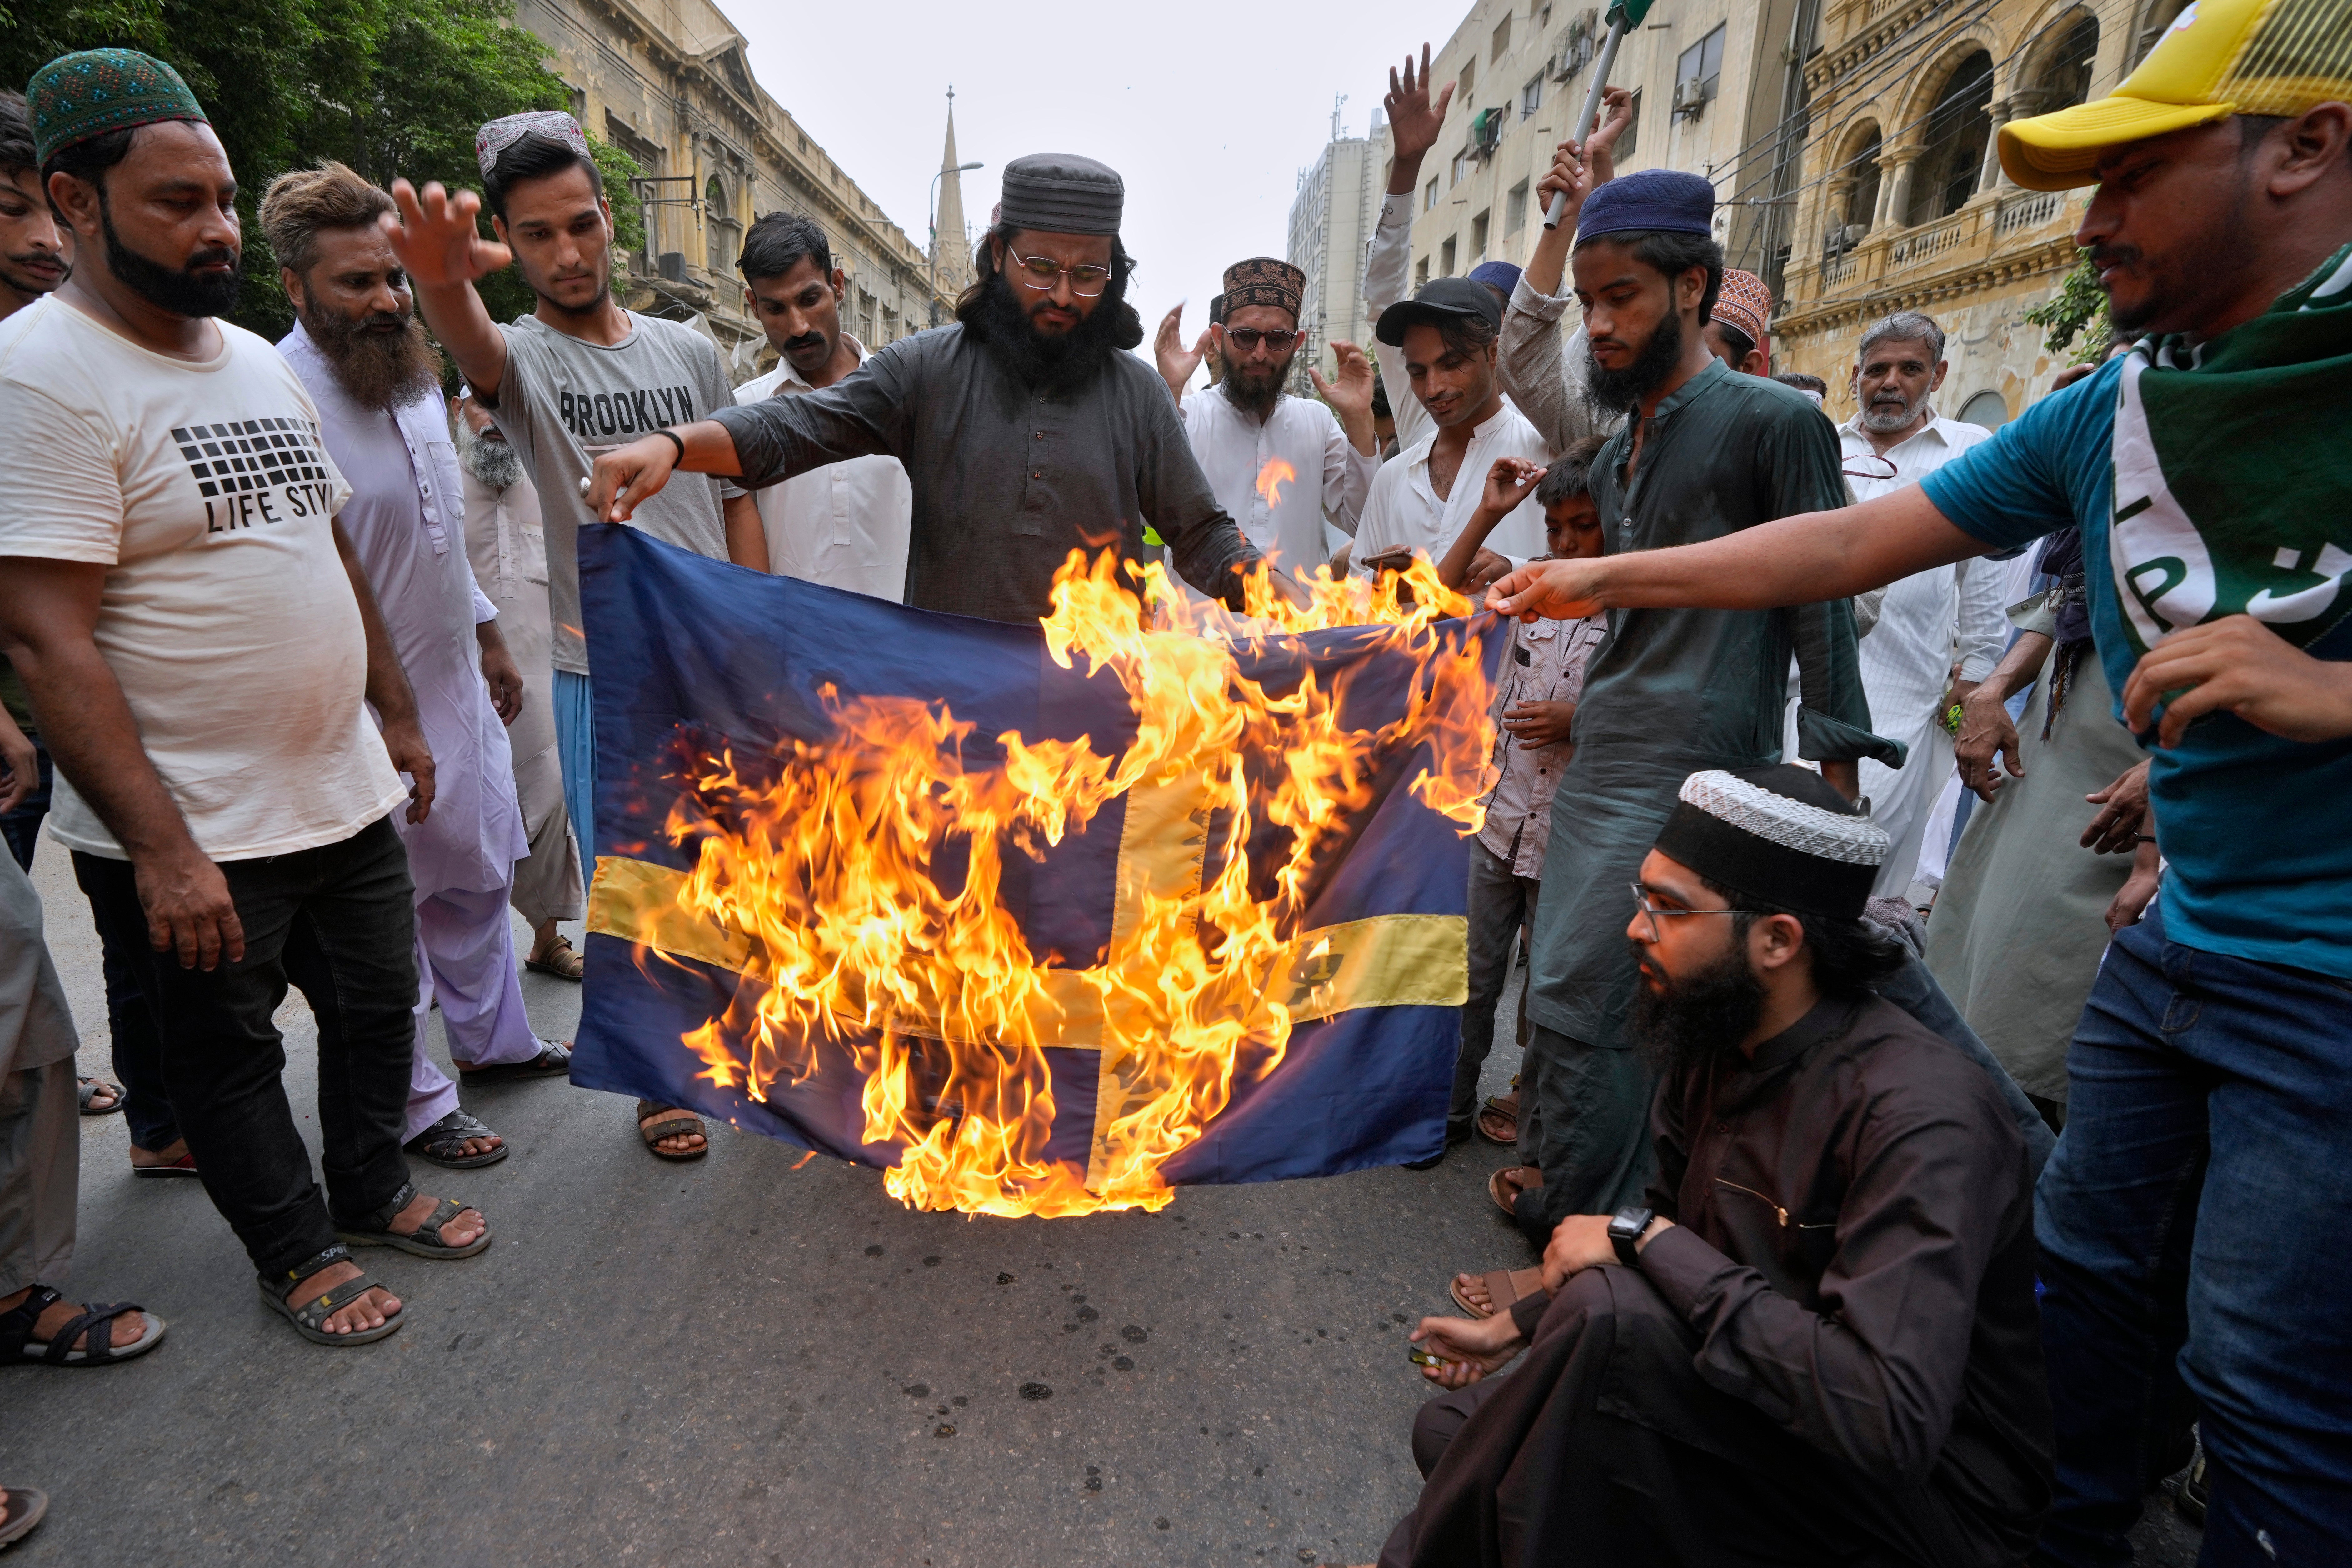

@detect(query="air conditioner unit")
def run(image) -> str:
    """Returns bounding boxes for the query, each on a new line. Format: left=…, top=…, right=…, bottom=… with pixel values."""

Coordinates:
left=657, top=251, right=688, bottom=283
left=1672, top=78, right=1710, bottom=118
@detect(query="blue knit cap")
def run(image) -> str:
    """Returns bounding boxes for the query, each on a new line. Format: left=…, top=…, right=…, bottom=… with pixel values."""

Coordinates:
left=1576, top=168, right=1714, bottom=242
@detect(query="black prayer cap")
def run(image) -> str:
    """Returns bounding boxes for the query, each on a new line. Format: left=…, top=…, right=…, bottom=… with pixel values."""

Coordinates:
left=998, top=152, right=1123, bottom=237
left=1651, top=766, right=1890, bottom=921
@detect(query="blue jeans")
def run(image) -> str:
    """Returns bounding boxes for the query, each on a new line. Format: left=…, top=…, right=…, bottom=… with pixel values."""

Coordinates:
left=553, top=668, right=596, bottom=892
left=2036, top=900, right=2352, bottom=1566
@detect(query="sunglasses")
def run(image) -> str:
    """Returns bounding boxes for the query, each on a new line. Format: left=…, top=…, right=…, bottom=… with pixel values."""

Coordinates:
left=1222, top=327, right=1300, bottom=352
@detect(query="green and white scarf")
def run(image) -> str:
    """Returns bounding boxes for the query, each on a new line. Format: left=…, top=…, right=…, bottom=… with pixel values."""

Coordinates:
left=2110, top=241, right=2352, bottom=657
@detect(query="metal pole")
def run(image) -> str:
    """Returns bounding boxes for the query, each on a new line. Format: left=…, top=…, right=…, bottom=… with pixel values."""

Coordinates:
left=1542, top=22, right=1628, bottom=230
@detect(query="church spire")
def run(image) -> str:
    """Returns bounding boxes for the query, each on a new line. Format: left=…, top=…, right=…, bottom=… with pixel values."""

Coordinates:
left=933, top=87, right=972, bottom=305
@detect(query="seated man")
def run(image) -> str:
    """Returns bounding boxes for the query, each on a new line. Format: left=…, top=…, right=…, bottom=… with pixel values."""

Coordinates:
left=1371, top=765, right=2051, bottom=1568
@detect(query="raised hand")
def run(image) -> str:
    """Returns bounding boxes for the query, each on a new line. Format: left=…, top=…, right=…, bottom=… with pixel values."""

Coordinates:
left=1478, top=455, right=1546, bottom=518
left=1385, top=44, right=1457, bottom=168
left=1154, top=303, right=1207, bottom=401
left=1584, top=85, right=1635, bottom=179
left=1309, top=339, right=1375, bottom=423
left=382, top=178, right=512, bottom=290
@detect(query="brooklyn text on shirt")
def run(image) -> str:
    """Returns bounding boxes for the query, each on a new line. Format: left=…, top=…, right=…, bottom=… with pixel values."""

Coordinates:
left=175, top=418, right=338, bottom=536
left=557, top=383, right=699, bottom=442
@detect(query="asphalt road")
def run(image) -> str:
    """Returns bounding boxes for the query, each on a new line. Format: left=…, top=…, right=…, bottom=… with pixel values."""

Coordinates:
left=2, top=836, right=2203, bottom=1567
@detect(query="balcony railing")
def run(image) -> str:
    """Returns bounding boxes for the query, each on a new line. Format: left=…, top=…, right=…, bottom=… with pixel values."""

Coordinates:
left=1995, top=189, right=2066, bottom=236
left=1797, top=187, right=2080, bottom=306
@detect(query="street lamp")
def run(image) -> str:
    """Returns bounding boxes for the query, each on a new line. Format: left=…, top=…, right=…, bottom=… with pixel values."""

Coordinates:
left=929, top=161, right=983, bottom=326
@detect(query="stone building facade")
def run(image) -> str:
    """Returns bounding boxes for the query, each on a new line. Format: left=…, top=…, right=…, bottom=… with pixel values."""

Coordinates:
left=511, top=0, right=955, bottom=373
left=1773, top=0, right=2187, bottom=428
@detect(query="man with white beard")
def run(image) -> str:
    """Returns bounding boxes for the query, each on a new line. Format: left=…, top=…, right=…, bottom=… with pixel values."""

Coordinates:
left=453, top=392, right=584, bottom=980
left=264, top=163, right=572, bottom=1172
left=1835, top=312, right=2004, bottom=896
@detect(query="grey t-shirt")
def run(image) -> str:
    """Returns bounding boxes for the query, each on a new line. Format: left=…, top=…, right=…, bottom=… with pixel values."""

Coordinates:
left=487, top=312, right=733, bottom=673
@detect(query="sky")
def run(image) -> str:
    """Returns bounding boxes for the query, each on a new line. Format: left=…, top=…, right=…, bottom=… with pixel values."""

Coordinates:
left=726, top=0, right=1451, bottom=360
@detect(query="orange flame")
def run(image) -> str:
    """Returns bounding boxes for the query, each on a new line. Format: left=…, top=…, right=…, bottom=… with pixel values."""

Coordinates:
left=1254, top=457, right=1297, bottom=511
left=633, top=552, right=1496, bottom=1217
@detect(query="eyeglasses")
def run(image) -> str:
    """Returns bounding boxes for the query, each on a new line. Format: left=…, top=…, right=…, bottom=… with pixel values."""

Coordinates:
left=1010, top=252, right=1113, bottom=297
left=1841, top=454, right=1899, bottom=483
left=1222, top=327, right=1300, bottom=352
left=1628, top=881, right=1744, bottom=944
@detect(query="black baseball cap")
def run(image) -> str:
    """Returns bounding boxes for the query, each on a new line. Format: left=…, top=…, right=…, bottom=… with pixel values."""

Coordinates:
left=1375, top=276, right=1503, bottom=347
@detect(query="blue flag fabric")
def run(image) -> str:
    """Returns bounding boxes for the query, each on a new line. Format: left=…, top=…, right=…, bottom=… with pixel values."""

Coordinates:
left=568, top=526, right=1496, bottom=1195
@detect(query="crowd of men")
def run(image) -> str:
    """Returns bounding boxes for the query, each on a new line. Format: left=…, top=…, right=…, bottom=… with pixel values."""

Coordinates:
left=0, top=4, right=2346, bottom=1559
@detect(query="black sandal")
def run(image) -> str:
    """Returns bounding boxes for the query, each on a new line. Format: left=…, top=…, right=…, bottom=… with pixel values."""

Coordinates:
left=636, top=1099, right=708, bottom=1161
left=336, top=1180, right=491, bottom=1259
left=257, top=1244, right=402, bottom=1346
left=456, top=1039, right=572, bottom=1083
left=77, top=1076, right=125, bottom=1116
left=402, top=1108, right=508, bottom=1169
left=0, top=1284, right=167, bottom=1366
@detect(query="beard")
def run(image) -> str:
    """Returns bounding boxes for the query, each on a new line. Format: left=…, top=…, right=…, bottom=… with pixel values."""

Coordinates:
left=1585, top=307, right=1687, bottom=414
left=959, top=271, right=1136, bottom=397
left=102, top=200, right=241, bottom=318
left=1859, top=388, right=1924, bottom=433
left=456, top=417, right=523, bottom=489
left=302, top=301, right=444, bottom=412
left=1216, top=344, right=1293, bottom=420
left=1628, top=940, right=1767, bottom=1079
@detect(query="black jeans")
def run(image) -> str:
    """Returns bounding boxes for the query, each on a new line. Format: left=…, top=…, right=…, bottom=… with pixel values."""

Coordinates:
left=72, top=818, right=418, bottom=1276
left=8, top=742, right=178, bottom=1149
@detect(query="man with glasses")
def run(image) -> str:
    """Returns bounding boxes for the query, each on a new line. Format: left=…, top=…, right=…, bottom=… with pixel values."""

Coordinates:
left=1152, top=257, right=1378, bottom=594
left=579, top=153, right=1293, bottom=623
left=1830, top=311, right=2004, bottom=897
left=1372, top=765, right=2050, bottom=1568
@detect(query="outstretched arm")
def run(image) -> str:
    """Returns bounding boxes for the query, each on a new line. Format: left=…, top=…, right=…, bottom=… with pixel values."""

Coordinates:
left=1486, top=483, right=1985, bottom=622
left=382, top=180, right=513, bottom=402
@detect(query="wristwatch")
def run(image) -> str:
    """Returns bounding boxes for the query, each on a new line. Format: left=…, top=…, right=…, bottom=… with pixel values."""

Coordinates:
left=1609, top=1206, right=1655, bottom=1268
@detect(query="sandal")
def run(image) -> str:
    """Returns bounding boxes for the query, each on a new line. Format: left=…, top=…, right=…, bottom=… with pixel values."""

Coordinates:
left=77, top=1076, right=124, bottom=1116
left=402, top=1108, right=508, bottom=1170
left=525, top=934, right=584, bottom=981
left=1489, top=1165, right=1541, bottom=1218
left=456, top=1039, right=572, bottom=1083
left=337, top=1180, right=492, bottom=1259
left=0, top=1484, right=46, bottom=1550
left=1448, top=1266, right=1546, bottom=1320
left=258, top=1244, right=402, bottom=1346
left=0, top=1284, right=167, bottom=1366
left=637, top=1099, right=708, bottom=1161
left=131, top=1149, right=200, bottom=1179
left=1476, top=1092, right=1518, bottom=1146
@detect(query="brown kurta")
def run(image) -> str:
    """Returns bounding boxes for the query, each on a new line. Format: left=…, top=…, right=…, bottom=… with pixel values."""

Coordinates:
left=1383, top=993, right=2052, bottom=1567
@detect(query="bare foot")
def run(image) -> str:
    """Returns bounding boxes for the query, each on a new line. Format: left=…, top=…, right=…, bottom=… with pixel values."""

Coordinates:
left=640, top=1104, right=707, bottom=1156
left=0, top=1285, right=147, bottom=1351
left=284, top=1262, right=402, bottom=1336
left=128, top=1137, right=192, bottom=1170
left=387, top=1189, right=487, bottom=1249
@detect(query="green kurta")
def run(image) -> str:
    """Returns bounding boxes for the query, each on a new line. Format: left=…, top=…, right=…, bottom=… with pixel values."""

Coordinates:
left=1526, top=360, right=1898, bottom=1046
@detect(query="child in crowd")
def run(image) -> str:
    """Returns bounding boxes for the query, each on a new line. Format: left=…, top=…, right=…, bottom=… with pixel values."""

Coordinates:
left=1427, top=438, right=1607, bottom=1172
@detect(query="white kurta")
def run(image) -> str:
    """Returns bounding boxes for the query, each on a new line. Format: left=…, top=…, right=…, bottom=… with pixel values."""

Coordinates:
left=1177, top=385, right=1375, bottom=584
left=734, top=337, right=913, bottom=600
left=1362, top=192, right=1436, bottom=455
left=280, top=327, right=542, bottom=1137
left=1840, top=415, right=2006, bottom=895
left=1354, top=403, right=1552, bottom=575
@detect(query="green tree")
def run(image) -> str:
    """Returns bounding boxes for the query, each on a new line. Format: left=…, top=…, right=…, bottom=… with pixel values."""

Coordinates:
left=2025, top=250, right=2113, bottom=365
left=0, top=0, right=606, bottom=340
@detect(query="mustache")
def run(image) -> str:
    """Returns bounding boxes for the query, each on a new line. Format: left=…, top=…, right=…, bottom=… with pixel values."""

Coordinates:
left=2085, top=242, right=2141, bottom=272
left=782, top=332, right=826, bottom=354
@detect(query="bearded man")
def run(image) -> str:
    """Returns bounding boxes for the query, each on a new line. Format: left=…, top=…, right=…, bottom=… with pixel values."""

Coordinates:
left=266, top=162, right=573, bottom=1174
left=453, top=391, right=583, bottom=980
left=579, top=153, right=1296, bottom=622
left=1484, top=167, right=1894, bottom=1249
left=1371, top=766, right=2050, bottom=1568
left=1153, top=256, right=1377, bottom=589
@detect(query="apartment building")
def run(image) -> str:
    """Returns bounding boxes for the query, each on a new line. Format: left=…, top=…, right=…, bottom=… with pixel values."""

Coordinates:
left=512, top=0, right=956, bottom=372
left=1775, top=0, right=2170, bottom=429
left=1286, top=107, right=1385, bottom=393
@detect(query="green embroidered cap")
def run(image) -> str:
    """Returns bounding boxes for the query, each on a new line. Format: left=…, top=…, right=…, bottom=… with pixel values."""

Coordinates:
left=28, top=49, right=209, bottom=169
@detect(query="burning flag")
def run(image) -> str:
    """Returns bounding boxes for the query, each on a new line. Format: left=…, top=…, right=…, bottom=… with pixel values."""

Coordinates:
left=570, top=526, right=1503, bottom=1216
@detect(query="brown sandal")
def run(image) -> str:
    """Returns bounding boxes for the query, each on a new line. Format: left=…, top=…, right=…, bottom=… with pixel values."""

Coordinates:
left=525, top=935, right=584, bottom=981
left=1488, top=1165, right=1541, bottom=1217
left=1476, top=1092, right=1518, bottom=1145
left=636, top=1100, right=708, bottom=1161
left=1448, top=1266, right=1545, bottom=1319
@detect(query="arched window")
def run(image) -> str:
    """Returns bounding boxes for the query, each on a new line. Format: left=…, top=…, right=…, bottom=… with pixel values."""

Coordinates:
left=1907, top=50, right=1995, bottom=226
left=705, top=176, right=741, bottom=278
left=2133, top=0, right=2192, bottom=67
left=1844, top=125, right=1883, bottom=240
left=2039, top=14, right=2100, bottom=107
left=1958, top=389, right=2010, bottom=430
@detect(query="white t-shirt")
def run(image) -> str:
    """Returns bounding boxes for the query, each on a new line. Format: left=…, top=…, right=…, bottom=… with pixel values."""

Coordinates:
left=0, top=298, right=407, bottom=861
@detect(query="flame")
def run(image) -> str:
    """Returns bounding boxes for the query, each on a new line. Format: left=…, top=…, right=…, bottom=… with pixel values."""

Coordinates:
left=632, top=552, right=1497, bottom=1217
left=1254, top=457, right=1297, bottom=511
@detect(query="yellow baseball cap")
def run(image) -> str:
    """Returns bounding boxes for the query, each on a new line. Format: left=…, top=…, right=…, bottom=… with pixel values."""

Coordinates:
left=2000, top=0, right=2352, bottom=190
